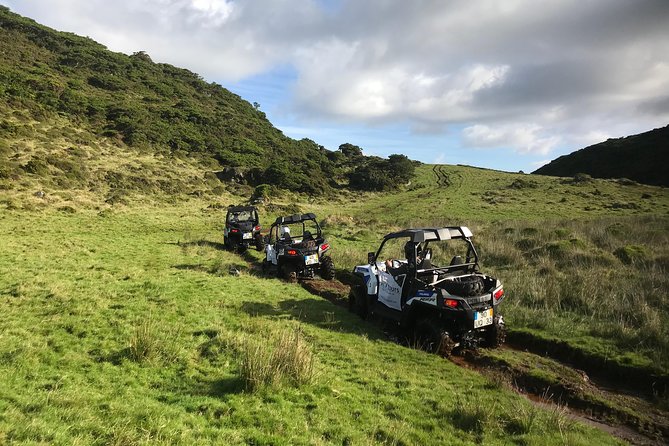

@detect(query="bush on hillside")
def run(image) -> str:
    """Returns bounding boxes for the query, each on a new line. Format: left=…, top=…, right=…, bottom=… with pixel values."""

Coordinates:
left=348, top=154, right=416, bottom=191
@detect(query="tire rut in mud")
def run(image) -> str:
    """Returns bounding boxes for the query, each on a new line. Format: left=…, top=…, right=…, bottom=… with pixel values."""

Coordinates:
left=432, top=165, right=454, bottom=188
left=507, top=330, right=669, bottom=398
left=458, top=348, right=669, bottom=445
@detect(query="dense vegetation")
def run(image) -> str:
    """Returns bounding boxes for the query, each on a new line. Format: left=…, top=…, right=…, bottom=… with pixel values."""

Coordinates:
left=533, top=125, right=669, bottom=187
left=0, top=6, right=415, bottom=196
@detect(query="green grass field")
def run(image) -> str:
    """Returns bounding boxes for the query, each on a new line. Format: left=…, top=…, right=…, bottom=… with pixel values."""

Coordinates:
left=2, top=162, right=667, bottom=444
left=0, top=201, right=626, bottom=445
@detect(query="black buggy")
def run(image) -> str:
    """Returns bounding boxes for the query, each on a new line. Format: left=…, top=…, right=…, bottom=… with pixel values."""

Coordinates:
left=349, top=227, right=506, bottom=355
left=223, top=205, right=265, bottom=252
left=263, top=213, right=335, bottom=282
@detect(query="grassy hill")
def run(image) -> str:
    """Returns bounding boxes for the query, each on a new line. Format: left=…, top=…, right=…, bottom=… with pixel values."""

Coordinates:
left=533, top=125, right=669, bottom=187
left=0, top=201, right=625, bottom=445
left=2, top=5, right=669, bottom=445
left=0, top=6, right=416, bottom=198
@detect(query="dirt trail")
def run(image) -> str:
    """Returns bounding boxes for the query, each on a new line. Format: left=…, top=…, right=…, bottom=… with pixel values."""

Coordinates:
left=297, top=277, right=669, bottom=445
left=432, top=165, right=463, bottom=191
left=455, top=348, right=669, bottom=445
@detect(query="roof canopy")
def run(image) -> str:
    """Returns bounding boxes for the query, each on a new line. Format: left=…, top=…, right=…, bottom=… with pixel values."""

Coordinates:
left=383, top=227, right=473, bottom=242
left=227, top=205, right=258, bottom=213
left=273, top=213, right=317, bottom=226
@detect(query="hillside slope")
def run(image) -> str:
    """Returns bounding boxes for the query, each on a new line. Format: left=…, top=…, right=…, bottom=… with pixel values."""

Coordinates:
left=0, top=6, right=339, bottom=194
left=533, top=125, right=669, bottom=186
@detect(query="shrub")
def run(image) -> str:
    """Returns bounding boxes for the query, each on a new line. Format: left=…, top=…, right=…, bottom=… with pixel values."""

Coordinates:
left=252, top=183, right=274, bottom=201
left=572, top=173, right=592, bottom=184
left=509, top=178, right=538, bottom=189
left=348, top=155, right=416, bottom=191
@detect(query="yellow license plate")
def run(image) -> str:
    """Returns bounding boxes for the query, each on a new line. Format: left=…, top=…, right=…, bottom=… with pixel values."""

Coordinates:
left=474, top=308, right=493, bottom=328
left=305, top=254, right=318, bottom=265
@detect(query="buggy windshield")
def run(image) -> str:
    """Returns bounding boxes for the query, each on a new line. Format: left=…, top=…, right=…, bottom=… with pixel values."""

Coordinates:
left=227, top=210, right=256, bottom=223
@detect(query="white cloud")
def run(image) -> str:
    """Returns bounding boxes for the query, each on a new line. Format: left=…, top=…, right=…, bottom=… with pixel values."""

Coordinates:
left=433, top=153, right=447, bottom=164
left=3, top=0, right=669, bottom=158
left=462, top=124, right=561, bottom=155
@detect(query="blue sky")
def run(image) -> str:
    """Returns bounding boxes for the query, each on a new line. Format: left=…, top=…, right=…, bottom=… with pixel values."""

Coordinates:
left=4, top=0, right=669, bottom=172
left=227, top=68, right=532, bottom=171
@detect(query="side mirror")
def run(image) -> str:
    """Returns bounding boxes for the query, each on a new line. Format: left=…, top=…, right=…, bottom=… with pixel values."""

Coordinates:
left=367, top=252, right=376, bottom=264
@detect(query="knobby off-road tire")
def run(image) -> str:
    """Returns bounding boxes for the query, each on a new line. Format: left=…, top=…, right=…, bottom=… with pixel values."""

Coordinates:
left=255, top=234, right=265, bottom=251
left=261, top=259, right=272, bottom=275
left=320, top=256, right=336, bottom=280
left=484, top=315, right=506, bottom=348
left=443, top=275, right=484, bottom=297
left=348, top=285, right=368, bottom=319
left=415, top=318, right=455, bottom=357
left=281, top=264, right=298, bottom=283
left=224, top=236, right=243, bottom=253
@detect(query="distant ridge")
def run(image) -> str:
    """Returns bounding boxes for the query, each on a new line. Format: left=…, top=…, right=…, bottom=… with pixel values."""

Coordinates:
left=533, top=126, right=669, bottom=187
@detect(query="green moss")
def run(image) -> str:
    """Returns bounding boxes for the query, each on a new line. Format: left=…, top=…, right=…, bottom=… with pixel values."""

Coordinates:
left=613, top=245, right=648, bottom=264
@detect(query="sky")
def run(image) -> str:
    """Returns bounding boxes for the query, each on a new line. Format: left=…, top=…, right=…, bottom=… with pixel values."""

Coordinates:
left=4, top=0, right=669, bottom=172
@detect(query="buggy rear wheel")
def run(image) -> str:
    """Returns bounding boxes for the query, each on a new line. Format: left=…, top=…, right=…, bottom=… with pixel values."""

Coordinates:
left=484, top=315, right=506, bottom=348
left=281, top=263, right=298, bottom=283
left=415, top=318, right=455, bottom=357
left=320, top=256, right=335, bottom=280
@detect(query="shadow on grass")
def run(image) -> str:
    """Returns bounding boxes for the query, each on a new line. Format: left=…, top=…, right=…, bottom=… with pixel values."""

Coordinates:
left=167, top=239, right=227, bottom=250
left=173, top=263, right=209, bottom=273
left=206, top=376, right=245, bottom=397
left=240, top=297, right=387, bottom=342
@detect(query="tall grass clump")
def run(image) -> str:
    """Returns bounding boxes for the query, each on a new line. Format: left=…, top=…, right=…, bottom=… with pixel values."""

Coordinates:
left=239, top=325, right=315, bottom=392
left=450, top=393, right=497, bottom=436
left=129, top=318, right=161, bottom=363
left=449, top=392, right=578, bottom=441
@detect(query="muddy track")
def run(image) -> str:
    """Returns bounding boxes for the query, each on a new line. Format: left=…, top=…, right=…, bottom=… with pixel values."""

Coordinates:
left=432, top=164, right=464, bottom=191
left=507, top=330, right=669, bottom=398
left=457, top=350, right=669, bottom=445
left=295, top=276, right=669, bottom=445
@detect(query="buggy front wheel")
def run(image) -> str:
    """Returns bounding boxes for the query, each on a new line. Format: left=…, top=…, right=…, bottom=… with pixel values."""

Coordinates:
left=348, top=285, right=368, bottom=319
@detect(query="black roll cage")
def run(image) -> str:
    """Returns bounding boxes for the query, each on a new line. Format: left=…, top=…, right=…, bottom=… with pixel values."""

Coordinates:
left=268, top=213, right=322, bottom=243
left=372, top=227, right=480, bottom=277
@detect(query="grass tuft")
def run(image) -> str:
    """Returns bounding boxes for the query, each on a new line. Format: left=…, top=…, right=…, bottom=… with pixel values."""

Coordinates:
left=129, top=318, right=161, bottom=363
left=239, top=325, right=315, bottom=392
